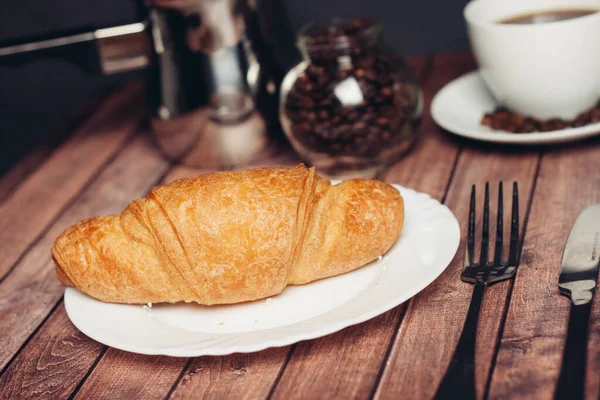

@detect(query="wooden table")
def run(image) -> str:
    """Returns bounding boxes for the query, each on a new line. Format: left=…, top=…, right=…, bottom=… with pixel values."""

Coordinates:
left=1, top=53, right=599, bottom=400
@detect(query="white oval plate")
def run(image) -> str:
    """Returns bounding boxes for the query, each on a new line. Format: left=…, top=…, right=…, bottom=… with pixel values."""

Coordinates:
left=431, top=71, right=600, bottom=145
left=64, top=185, right=460, bottom=357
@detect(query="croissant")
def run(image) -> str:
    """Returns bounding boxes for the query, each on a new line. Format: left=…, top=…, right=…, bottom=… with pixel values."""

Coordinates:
left=52, top=165, right=404, bottom=305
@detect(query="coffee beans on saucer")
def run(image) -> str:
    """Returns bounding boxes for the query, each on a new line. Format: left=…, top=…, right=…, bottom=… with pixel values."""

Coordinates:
left=481, top=101, right=600, bottom=133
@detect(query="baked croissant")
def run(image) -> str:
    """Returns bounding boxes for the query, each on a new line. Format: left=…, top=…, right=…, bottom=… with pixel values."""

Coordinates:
left=52, top=164, right=404, bottom=305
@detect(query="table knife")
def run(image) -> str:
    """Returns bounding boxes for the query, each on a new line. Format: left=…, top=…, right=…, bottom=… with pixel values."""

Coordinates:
left=555, top=204, right=600, bottom=400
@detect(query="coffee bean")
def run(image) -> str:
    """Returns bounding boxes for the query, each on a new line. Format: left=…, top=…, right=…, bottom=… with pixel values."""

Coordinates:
left=318, top=110, right=330, bottom=120
left=380, top=87, right=393, bottom=97
left=335, top=69, right=351, bottom=80
left=355, top=68, right=366, bottom=78
left=353, top=121, right=366, bottom=131
left=365, top=69, right=377, bottom=81
left=346, top=111, right=359, bottom=121
left=481, top=102, right=600, bottom=133
left=368, top=126, right=381, bottom=136
left=301, top=98, right=315, bottom=108
left=376, top=117, right=389, bottom=126
left=481, top=114, right=493, bottom=127
left=284, top=17, right=421, bottom=158
left=293, top=122, right=312, bottom=136
left=358, top=56, right=375, bottom=68
left=521, top=119, right=536, bottom=133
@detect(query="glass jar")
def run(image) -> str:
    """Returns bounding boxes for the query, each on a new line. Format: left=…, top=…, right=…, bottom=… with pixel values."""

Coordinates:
left=279, top=18, right=423, bottom=178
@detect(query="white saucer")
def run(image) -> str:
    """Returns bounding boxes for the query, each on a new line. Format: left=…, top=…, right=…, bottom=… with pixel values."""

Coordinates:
left=64, top=185, right=460, bottom=357
left=431, top=71, right=600, bottom=145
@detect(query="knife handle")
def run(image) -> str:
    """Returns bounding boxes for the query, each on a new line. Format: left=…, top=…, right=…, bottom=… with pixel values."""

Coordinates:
left=554, top=301, right=592, bottom=400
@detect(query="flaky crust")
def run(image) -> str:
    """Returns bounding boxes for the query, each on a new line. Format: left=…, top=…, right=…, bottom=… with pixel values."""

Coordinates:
left=52, top=165, right=404, bottom=305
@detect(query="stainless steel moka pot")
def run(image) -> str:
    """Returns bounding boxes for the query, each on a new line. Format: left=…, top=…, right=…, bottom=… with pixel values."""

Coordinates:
left=0, top=0, right=291, bottom=168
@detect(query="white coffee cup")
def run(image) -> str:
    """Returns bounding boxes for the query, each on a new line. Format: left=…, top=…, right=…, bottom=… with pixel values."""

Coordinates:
left=464, top=0, right=600, bottom=120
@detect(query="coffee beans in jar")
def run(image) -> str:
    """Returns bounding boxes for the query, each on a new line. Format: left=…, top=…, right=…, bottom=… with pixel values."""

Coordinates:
left=279, top=18, right=423, bottom=178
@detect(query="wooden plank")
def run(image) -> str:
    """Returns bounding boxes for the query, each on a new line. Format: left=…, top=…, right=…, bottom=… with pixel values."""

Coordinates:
left=0, top=83, right=144, bottom=280
left=0, top=134, right=170, bottom=372
left=0, top=304, right=104, bottom=399
left=380, top=53, right=469, bottom=192
left=271, top=311, right=401, bottom=400
left=269, top=54, right=468, bottom=400
left=74, top=348, right=187, bottom=400
left=168, top=348, right=290, bottom=400
left=488, top=139, right=600, bottom=399
left=0, top=145, right=57, bottom=204
left=375, top=145, right=540, bottom=399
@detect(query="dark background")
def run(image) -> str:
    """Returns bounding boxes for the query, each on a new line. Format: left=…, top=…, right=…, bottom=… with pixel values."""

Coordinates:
left=0, top=0, right=470, bottom=175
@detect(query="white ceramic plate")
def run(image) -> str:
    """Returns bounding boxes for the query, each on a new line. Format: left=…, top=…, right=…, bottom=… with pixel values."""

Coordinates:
left=431, top=71, right=600, bottom=145
left=64, top=185, right=460, bottom=357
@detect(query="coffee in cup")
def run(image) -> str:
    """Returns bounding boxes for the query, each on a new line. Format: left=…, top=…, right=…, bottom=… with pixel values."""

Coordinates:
left=464, top=0, right=600, bottom=120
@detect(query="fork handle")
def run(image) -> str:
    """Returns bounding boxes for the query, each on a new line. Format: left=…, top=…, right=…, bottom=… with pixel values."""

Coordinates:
left=434, top=281, right=486, bottom=400
left=554, top=301, right=592, bottom=400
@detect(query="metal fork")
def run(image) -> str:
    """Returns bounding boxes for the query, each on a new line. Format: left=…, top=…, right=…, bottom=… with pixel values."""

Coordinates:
left=433, top=182, right=520, bottom=400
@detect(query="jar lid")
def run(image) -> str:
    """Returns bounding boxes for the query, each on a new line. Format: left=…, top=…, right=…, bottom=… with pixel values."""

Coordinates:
left=297, top=17, right=382, bottom=59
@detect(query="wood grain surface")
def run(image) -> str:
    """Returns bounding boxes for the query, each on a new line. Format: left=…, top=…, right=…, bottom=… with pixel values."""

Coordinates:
left=488, top=139, right=600, bottom=400
left=0, top=143, right=60, bottom=205
left=375, top=146, right=538, bottom=400
left=0, top=304, right=104, bottom=399
left=74, top=349, right=188, bottom=400
left=1, top=53, right=599, bottom=400
left=0, top=134, right=169, bottom=373
left=169, top=348, right=290, bottom=400
left=0, top=84, right=144, bottom=280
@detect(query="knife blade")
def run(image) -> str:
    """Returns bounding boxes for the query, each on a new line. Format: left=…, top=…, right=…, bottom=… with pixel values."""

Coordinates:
left=558, top=204, right=600, bottom=304
left=555, top=204, right=600, bottom=400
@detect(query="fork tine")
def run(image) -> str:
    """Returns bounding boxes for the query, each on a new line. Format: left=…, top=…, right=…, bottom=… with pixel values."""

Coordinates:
left=494, top=182, right=504, bottom=265
left=464, top=185, right=476, bottom=268
left=478, top=183, right=490, bottom=266
left=508, top=182, right=519, bottom=265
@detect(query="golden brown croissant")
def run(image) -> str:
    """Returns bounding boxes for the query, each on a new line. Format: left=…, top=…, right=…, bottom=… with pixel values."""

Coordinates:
left=52, top=165, right=404, bottom=305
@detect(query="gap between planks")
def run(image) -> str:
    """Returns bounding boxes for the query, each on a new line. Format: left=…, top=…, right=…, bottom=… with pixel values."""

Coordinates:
left=0, top=132, right=140, bottom=286
left=482, top=153, right=543, bottom=399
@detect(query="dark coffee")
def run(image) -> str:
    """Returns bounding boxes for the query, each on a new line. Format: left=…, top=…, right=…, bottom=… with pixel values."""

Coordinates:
left=498, top=9, right=598, bottom=24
